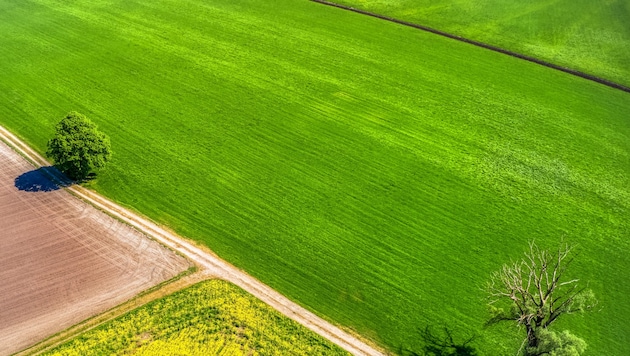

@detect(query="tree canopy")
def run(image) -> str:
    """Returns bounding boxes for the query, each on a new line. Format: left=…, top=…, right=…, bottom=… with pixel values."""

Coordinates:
left=47, top=112, right=112, bottom=181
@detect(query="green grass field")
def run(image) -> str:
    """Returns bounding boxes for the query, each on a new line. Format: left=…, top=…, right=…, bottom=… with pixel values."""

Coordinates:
left=1, top=0, right=629, bottom=354
left=43, top=280, right=347, bottom=355
left=332, top=0, right=630, bottom=88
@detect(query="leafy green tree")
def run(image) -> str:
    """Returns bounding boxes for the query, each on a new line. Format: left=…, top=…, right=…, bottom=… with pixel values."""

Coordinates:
left=47, top=112, right=112, bottom=181
left=528, top=329, right=587, bottom=356
left=486, top=242, right=596, bottom=356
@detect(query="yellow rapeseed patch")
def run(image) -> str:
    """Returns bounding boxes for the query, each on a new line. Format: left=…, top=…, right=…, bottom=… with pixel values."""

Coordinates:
left=44, top=280, right=347, bottom=355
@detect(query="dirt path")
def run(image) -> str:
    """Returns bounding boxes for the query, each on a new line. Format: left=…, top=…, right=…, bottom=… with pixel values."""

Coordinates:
left=0, top=125, right=386, bottom=356
left=0, top=137, right=190, bottom=355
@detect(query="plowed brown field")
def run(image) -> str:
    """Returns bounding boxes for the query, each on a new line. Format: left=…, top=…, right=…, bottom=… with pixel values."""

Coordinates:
left=0, top=141, right=190, bottom=355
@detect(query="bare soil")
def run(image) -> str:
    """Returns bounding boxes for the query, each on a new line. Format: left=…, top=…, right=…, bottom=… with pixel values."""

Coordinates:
left=0, top=141, right=190, bottom=355
left=0, top=125, right=386, bottom=356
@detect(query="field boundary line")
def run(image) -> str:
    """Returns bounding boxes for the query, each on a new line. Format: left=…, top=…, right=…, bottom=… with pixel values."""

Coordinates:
left=0, top=125, right=387, bottom=356
left=17, top=269, right=206, bottom=356
left=310, top=0, right=630, bottom=94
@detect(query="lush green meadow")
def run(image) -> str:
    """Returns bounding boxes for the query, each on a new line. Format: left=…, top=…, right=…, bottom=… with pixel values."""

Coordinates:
left=333, top=0, right=630, bottom=87
left=1, top=0, right=629, bottom=354
left=43, top=280, right=346, bottom=355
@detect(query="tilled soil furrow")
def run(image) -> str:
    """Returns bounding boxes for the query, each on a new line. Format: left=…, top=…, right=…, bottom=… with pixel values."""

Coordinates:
left=0, top=139, right=191, bottom=356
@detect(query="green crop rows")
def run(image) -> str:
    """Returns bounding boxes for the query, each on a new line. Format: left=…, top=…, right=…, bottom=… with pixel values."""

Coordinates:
left=43, top=280, right=347, bottom=355
left=1, top=0, right=628, bottom=354
left=332, top=0, right=630, bottom=87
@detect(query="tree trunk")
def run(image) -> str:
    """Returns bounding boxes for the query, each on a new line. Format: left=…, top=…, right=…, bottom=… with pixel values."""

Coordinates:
left=525, top=326, right=539, bottom=356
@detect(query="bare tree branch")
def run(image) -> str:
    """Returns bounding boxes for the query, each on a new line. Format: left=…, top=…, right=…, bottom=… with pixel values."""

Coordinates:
left=486, top=241, right=596, bottom=356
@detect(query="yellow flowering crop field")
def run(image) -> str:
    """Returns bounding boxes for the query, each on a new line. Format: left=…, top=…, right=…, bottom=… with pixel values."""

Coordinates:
left=43, top=280, right=347, bottom=355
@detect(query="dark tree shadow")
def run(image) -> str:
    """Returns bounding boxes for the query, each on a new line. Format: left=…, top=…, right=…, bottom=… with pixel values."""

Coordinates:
left=402, top=326, right=479, bottom=356
left=14, top=167, right=70, bottom=192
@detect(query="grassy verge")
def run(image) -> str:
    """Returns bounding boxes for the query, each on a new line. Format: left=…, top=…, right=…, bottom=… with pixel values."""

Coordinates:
left=0, top=0, right=628, bottom=354
left=20, top=268, right=200, bottom=356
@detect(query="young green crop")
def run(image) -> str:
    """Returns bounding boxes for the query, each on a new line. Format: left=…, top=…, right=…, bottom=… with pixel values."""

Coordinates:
left=330, top=0, right=630, bottom=87
left=0, top=0, right=628, bottom=354
left=43, top=280, right=347, bottom=355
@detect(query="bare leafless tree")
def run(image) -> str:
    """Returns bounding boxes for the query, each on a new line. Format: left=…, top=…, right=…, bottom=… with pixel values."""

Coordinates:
left=486, top=241, right=596, bottom=356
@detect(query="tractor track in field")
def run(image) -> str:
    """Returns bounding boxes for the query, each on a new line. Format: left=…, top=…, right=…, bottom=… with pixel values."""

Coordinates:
left=311, top=0, right=630, bottom=94
left=0, top=125, right=386, bottom=356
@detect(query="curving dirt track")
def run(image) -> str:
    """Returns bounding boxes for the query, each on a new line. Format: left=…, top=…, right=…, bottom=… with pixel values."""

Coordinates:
left=0, top=125, right=386, bottom=356
left=0, top=140, right=191, bottom=355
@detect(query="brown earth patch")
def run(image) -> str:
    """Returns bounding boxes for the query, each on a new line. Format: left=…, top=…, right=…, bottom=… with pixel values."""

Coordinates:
left=0, top=141, right=191, bottom=355
left=0, top=125, right=387, bottom=356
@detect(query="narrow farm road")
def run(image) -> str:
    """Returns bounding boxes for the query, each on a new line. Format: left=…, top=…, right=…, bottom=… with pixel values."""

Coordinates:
left=0, top=125, right=386, bottom=356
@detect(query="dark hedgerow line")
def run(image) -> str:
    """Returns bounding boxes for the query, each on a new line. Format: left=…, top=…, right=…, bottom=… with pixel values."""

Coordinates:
left=310, top=0, right=630, bottom=94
